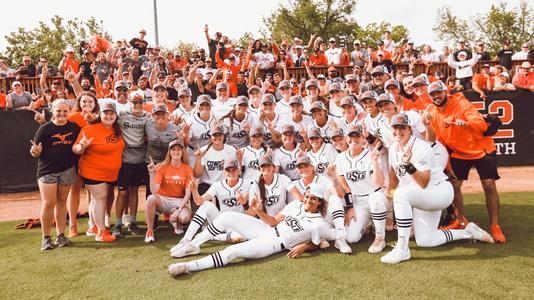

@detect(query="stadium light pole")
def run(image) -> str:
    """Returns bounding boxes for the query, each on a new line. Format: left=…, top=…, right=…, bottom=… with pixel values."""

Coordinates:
left=153, top=0, right=159, bottom=46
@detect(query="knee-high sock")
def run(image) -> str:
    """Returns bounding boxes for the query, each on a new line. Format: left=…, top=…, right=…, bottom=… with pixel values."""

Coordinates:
left=369, top=192, right=388, bottom=238
left=393, top=193, right=412, bottom=250
left=328, top=195, right=346, bottom=239
left=186, top=251, right=227, bottom=272
left=183, top=201, right=219, bottom=242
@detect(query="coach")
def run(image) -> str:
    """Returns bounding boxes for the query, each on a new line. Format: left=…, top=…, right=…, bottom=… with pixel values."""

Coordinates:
left=425, top=81, right=505, bottom=243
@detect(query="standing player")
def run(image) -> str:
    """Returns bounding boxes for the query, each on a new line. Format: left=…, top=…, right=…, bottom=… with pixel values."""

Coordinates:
left=381, top=113, right=493, bottom=264
left=220, top=96, right=256, bottom=148
left=305, top=127, right=337, bottom=175
left=241, top=127, right=269, bottom=181
left=309, top=101, right=338, bottom=143
left=282, top=96, right=313, bottom=144
left=273, top=124, right=303, bottom=181
left=258, top=94, right=284, bottom=148
left=187, top=95, right=216, bottom=166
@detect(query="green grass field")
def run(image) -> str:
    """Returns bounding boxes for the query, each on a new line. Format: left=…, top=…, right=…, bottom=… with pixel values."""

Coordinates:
left=1, top=192, right=533, bottom=299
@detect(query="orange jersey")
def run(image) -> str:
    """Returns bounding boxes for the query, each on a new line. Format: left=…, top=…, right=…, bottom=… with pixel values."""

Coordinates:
left=340, top=52, right=351, bottom=65
left=68, top=112, right=89, bottom=128
left=429, top=93, right=495, bottom=160
left=397, top=96, right=426, bottom=112
left=472, top=74, right=494, bottom=90
left=76, top=123, right=125, bottom=182
left=63, top=58, right=80, bottom=74
left=309, top=54, right=328, bottom=66
left=413, top=93, right=433, bottom=108
left=0, top=93, right=6, bottom=109
left=154, top=163, right=193, bottom=198
left=143, top=102, right=175, bottom=114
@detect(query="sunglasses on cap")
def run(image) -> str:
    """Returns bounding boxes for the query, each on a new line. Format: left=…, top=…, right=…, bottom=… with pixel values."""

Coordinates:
left=116, top=87, right=128, bottom=92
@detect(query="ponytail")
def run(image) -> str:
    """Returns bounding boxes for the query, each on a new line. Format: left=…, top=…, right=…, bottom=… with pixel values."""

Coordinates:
left=258, top=174, right=268, bottom=213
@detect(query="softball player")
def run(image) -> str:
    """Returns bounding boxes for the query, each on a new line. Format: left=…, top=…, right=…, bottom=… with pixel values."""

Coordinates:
left=276, top=80, right=292, bottom=115
left=273, top=124, right=303, bottom=181
left=187, top=95, right=216, bottom=166
left=258, top=94, right=284, bottom=149
left=306, top=127, right=337, bottom=175
left=241, top=127, right=269, bottom=181
left=168, top=184, right=329, bottom=276
left=220, top=96, right=257, bottom=148
left=334, top=96, right=364, bottom=133
left=309, top=101, right=338, bottom=144
left=281, top=96, right=313, bottom=144
left=381, top=113, right=494, bottom=264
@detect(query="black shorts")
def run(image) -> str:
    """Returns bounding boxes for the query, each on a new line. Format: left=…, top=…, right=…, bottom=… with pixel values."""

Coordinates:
left=81, top=176, right=111, bottom=185
left=117, top=163, right=147, bottom=190
left=450, top=151, right=500, bottom=181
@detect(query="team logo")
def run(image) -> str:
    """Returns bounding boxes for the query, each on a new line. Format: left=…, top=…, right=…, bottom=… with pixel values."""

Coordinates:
left=248, top=160, right=259, bottom=170
left=223, top=197, right=239, bottom=207
left=122, top=122, right=143, bottom=129
left=323, top=136, right=331, bottom=144
left=265, top=132, right=272, bottom=141
left=200, top=132, right=211, bottom=140
left=51, top=132, right=73, bottom=145
left=106, top=134, right=120, bottom=143
left=376, top=128, right=382, bottom=138
left=316, top=162, right=329, bottom=174
left=395, top=164, right=407, bottom=177
left=232, top=131, right=246, bottom=139
left=265, top=195, right=280, bottom=206
left=284, top=216, right=303, bottom=232
left=285, top=160, right=297, bottom=170
left=207, top=160, right=224, bottom=171
left=345, top=170, right=366, bottom=182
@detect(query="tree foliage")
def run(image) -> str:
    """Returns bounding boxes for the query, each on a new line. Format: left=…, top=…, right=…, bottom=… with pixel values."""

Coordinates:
left=2, top=15, right=111, bottom=66
left=433, top=0, right=533, bottom=53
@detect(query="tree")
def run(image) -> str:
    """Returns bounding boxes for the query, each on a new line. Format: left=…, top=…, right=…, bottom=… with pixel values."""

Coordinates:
left=433, top=0, right=533, bottom=53
left=2, top=15, right=111, bottom=67
left=355, top=22, right=409, bottom=47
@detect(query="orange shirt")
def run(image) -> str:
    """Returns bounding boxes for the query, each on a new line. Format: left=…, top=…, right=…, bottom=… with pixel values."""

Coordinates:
left=0, top=93, right=6, bottom=109
left=372, top=50, right=392, bottom=61
left=413, top=93, right=433, bottom=108
left=472, top=73, right=494, bottom=90
left=429, top=93, right=496, bottom=160
left=397, top=96, right=426, bottom=112
left=68, top=111, right=89, bottom=128
left=154, top=163, right=193, bottom=197
left=340, top=52, right=351, bottom=65
left=512, top=72, right=534, bottom=89
left=310, top=54, right=328, bottom=66
left=143, top=102, right=175, bottom=114
left=63, top=58, right=80, bottom=74
left=76, top=123, right=125, bottom=182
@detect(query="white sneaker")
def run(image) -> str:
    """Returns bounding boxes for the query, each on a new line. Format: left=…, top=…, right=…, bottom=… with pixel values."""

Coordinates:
left=466, top=222, right=494, bottom=243
left=144, top=230, right=155, bottom=243
left=334, top=239, right=352, bottom=254
left=380, top=246, right=411, bottom=264
left=170, top=239, right=187, bottom=253
left=122, top=214, right=132, bottom=227
left=368, top=238, right=386, bottom=254
left=171, top=222, right=184, bottom=235
left=170, top=241, right=200, bottom=258
left=168, top=262, right=188, bottom=277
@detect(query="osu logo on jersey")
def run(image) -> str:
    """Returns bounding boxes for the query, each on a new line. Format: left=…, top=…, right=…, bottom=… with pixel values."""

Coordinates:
left=284, top=216, right=303, bottom=232
left=248, top=160, right=259, bottom=170
left=232, top=131, right=246, bottom=139
left=395, top=164, right=407, bottom=177
left=223, top=197, right=239, bottom=207
left=265, top=195, right=279, bottom=206
left=345, top=170, right=366, bottom=182
left=265, top=132, right=272, bottom=141
left=316, top=162, right=329, bottom=174
left=106, top=134, right=120, bottom=143
left=323, top=136, right=331, bottom=144
left=207, top=160, right=224, bottom=171
left=285, top=160, right=297, bottom=170
left=200, top=132, right=211, bottom=140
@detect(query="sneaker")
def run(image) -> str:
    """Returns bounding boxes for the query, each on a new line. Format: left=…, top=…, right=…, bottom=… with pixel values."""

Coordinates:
left=68, top=225, right=79, bottom=238
left=112, top=224, right=124, bottom=238
left=368, top=237, right=386, bottom=254
left=85, top=226, right=98, bottom=237
left=490, top=224, right=506, bottom=243
left=170, top=241, right=200, bottom=258
left=466, top=222, right=494, bottom=243
left=168, top=262, right=188, bottom=277
left=318, top=240, right=330, bottom=250
left=122, top=214, right=132, bottom=227
left=380, top=246, right=411, bottom=264
left=55, top=234, right=73, bottom=247
left=170, top=239, right=187, bottom=253
left=440, top=216, right=468, bottom=230
left=104, top=215, right=111, bottom=229
left=95, top=229, right=116, bottom=243
left=145, top=230, right=155, bottom=243
left=171, top=221, right=184, bottom=235
left=128, top=222, right=141, bottom=235
left=334, top=239, right=352, bottom=254
left=41, top=236, right=54, bottom=251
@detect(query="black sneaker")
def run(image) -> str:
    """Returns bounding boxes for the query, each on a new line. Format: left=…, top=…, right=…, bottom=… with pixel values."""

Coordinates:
left=112, top=224, right=124, bottom=238
left=128, top=222, right=141, bottom=235
left=41, top=236, right=54, bottom=251
left=55, top=234, right=72, bottom=247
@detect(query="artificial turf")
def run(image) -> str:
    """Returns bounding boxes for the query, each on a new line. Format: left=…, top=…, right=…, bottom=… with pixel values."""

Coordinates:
left=0, top=192, right=533, bottom=299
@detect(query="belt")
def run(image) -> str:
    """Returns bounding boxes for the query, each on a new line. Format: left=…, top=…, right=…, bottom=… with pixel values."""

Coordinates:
left=356, top=187, right=382, bottom=197
left=274, top=226, right=286, bottom=250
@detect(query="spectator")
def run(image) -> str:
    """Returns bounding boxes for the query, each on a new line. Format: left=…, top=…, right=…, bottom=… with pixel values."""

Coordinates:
left=129, top=29, right=149, bottom=56
left=6, top=81, right=32, bottom=109
left=204, top=24, right=222, bottom=63
left=453, top=38, right=473, bottom=61
left=372, top=40, right=392, bottom=61
left=351, top=40, right=369, bottom=68
left=37, top=56, right=58, bottom=77
left=493, top=72, right=516, bottom=91
left=438, top=46, right=451, bottom=63
left=325, top=38, right=341, bottom=65
left=511, top=43, right=531, bottom=60
left=475, top=42, right=491, bottom=61
left=309, top=45, right=327, bottom=66
left=420, top=45, right=440, bottom=63
left=291, top=45, right=306, bottom=67
left=382, top=30, right=395, bottom=53
left=494, top=40, right=514, bottom=72
left=472, top=64, right=494, bottom=99
left=0, top=59, right=15, bottom=77
left=79, top=50, right=95, bottom=85
left=94, top=52, right=112, bottom=83
left=372, top=51, right=394, bottom=73
left=512, top=61, right=534, bottom=91
left=253, top=44, right=275, bottom=71
left=447, top=48, right=478, bottom=90
left=15, top=55, right=37, bottom=77
left=0, top=91, right=6, bottom=109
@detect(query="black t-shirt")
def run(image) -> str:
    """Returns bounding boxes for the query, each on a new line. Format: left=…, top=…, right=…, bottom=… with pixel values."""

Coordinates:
left=208, top=39, right=218, bottom=63
left=477, top=51, right=491, bottom=61
left=34, top=121, right=81, bottom=178
left=17, top=64, right=36, bottom=77
left=166, top=87, right=178, bottom=101
left=79, top=61, right=94, bottom=84
left=497, top=49, right=514, bottom=70
left=237, top=83, right=248, bottom=96
left=129, top=38, right=148, bottom=56
left=188, top=82, right=202, bottom=101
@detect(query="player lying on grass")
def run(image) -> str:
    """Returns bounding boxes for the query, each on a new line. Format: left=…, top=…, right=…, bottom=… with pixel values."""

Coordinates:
left=168, top=184, right=329, bottom=277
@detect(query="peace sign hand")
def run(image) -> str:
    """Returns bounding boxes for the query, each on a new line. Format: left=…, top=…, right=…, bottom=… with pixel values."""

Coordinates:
left=29, top=140, right=42, bottom=157
left=236, top=190, right=247, bottom=205
left=188, top=177, right=199, bottom=190
left=33, top=110, right=46, bottom=124
left=401, top=146, right=412, bottom=164
left=251, top=196, right=263, bottom=213
left=79, top=133, right=93, bottom=151
left=147, top=156, right=157, bottom=174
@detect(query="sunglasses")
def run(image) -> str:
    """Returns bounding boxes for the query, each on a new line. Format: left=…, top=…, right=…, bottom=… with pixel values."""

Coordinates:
left=116, top=87, right=128, bottom=92
left=372, top=73, right=384, bottom=78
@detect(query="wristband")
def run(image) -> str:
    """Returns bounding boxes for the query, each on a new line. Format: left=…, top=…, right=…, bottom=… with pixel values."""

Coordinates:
left=344, top=193, right=353, bottom=208
left=366, top=133, right=377, bottom=144
left=404, top=162, right=417, bottom=175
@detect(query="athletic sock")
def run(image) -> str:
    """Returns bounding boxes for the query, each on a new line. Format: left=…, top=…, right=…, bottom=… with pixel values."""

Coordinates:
left=191, top=222, right=224, bottom=247
left=184, top=212, right=206, bottom=242
left=370, top=211, right=387, bottom=238
left=186, top=251, right=226, bottom=272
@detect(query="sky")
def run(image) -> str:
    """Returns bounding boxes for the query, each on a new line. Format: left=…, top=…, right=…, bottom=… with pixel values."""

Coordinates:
left=0, top=0, right=526, bottom=53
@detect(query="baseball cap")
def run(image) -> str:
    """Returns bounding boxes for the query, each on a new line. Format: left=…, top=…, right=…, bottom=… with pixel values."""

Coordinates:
left=281, top=124, right=295, bottom=134
left=360, top=90, right=378, bottom=101
left=152, top=103, right=168, bottom=114
left=101, top=102, right=117, bottom=113
left=278, top=80, right=291, bottom=89
left=329, top=38, right=336, bottom=43
left=307, top=183, right=325, bottom=199
left=371, top=65, right=389, bottom=76
left=210, top=124, right=225, bottom=135
left=249, top=126, right=264, bottom=137
left=521, top=61, right=531, bottom=69
left=178, top=87, right=192, bottom=97
left=11, top=81, right=22, bottom=88
left=346, top=124, right=363, bottom=136
left=152, top=83, right=166, bottom=91
left=317, top=74, right=326, bottom=80
left=261, top=93, right=275, bottom=104
left=114, top=80, right=128, bottom=90
left=65, top=46, right=75, bottom=53
left=168, top=139, right=185, bottom=149
left=412, top=75, right=429, bottom=87
left=196, top=94, right=212, bottom=106
left=224, top=159, right=239, bottom=170
left=481, top=64, right=490, bottom=69
left=340, top=96, right=356, bottom=107
left=305, top=79, right=319, bottom=89
left=345, top=74, right=359, bottom=82
left=228, top=54, right=236, bottom=60
left=407, top=39, right=414, bottom=44
left=427, top=81, right=447, bottom=94
left=376, top=51, right=385, bottom=57
left=458, top=51, right=468, bottom=57
left=235, top=95, right=249, bottom=106
left=458, top=38, right=466, bottom=43
left=307, top=127, right=322, bottom=139
left=296, top=156, right=312, bottom=168
left=139, top=29, right=147, bottom=34
left=377, top=93, right=395, bottom=104
left=328, top=82, right=342, bottom=93
left=353, top=40, right=361, bottom=45
left=385, top=79, right=400, bottom=89
left=205, top=57, right=213, bottom=62
left=500, top=72, right=510, bottom=78
left=309, top=101, right=327, bottom=112
left=129, top=90, right=145, bottom=102
left=258, top=155, right=274, bottom=167
left=390, top=113, right=410, bottom=127
left=248, top=85, right=261, bottom=94
left=289, top=96, right=303, bottom=106
left=328, top=128, right=344, bottom=139
left=216, top=82, right=229, bottom=90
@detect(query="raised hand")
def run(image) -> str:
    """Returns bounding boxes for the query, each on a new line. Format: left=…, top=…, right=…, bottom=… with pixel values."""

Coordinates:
left=401, top=145, right=413, bottom=164
left=250, top=196, right=263, bottom=213
left=33, top=110, right=46, bottom=124
left=326, top=162, right=337, bottom=178
left=83, top=111, right=98, bottom=122
left=236, top=190, right=247, bottom=205
left=188, top=177, right=199, bottom=190
left=147, top=156, right=157, bottom=174
left=29, top=140, right=42, bottom=157
left=78, top=133, right=93, bottom=151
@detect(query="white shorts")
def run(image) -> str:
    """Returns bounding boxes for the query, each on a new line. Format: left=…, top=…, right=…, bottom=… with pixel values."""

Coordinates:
left=156, top=196, right=188, bottom=214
